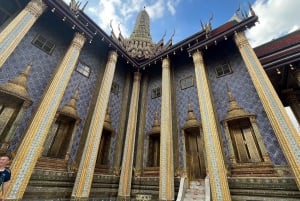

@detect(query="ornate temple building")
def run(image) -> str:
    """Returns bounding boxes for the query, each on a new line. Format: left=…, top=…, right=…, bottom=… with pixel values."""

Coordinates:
left=0, top=0, right=300, bottom=200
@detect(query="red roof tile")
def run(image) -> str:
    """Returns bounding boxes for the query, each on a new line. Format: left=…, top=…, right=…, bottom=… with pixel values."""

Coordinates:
left=254, top=30, right=300, bottom=57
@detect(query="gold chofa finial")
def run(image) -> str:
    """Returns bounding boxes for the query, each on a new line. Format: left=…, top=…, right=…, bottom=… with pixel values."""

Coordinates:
left=69, top=0, right=88, bottom=13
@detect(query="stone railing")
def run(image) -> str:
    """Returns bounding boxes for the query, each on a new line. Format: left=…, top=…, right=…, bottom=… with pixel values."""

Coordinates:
left=176, top=177, right=187, bottom=201
left=205, top=175, right=211, bottom=201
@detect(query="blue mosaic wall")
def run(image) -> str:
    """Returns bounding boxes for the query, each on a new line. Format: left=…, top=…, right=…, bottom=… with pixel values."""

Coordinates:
left=68, top=54, right=126, bottom=166
left=173, top=59, right=201, bottom=169
left=64, top=46, right=105, bottom=162
left=0, top=13, right=72, bottom=152
left=0, top=12, right=110, bottom=163
left=141, top=39, right=288, bottom=169
left=142, top=62, right=201, bottom=169
left=205, top=40, right=287, bottom=165
left=143, top=68, right=162, bottom=167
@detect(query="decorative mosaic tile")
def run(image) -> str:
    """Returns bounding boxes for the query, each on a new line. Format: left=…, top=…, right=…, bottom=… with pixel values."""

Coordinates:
left=108, top=66, right=127, bottom=167
left=143, top=70, right=162, bottom=167
left=173, top=61, right=201, bottom=169
left=1, top=15, right=72, bottom=152
left=205, top=42, right=287, bottom=165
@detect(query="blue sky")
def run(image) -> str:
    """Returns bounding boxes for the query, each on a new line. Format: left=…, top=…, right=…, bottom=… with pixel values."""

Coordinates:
left=64, top=0, right=300, bottom=47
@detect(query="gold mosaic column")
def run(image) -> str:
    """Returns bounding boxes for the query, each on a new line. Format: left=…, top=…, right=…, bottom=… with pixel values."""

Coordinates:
left=117, top=72, right=141, bottom=200
left=135, top=74, right=149, bottom=176
left=0, top=0, right=46, bottom=68
left=234, top=31, right=300, bottom=188
left=159, top=58, right=174, bottom=201
left=71, top=51, right=118, bottom=200
left=192, top=51, right=232, bottom=201
left=6, top=33, right=86, bottom=200
left=113, top=72, right=132, bottom=175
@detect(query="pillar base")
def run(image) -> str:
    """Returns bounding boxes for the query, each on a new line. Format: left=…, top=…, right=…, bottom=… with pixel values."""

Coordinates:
left=70, top=197, right=89, bottom=201
left=231, top=162, right=275, bottom=177
left=117, top=195, right=131, bottom=201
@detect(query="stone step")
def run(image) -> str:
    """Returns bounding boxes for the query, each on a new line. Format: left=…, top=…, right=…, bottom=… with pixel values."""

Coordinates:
left=183, top=180, right=205, bottom=201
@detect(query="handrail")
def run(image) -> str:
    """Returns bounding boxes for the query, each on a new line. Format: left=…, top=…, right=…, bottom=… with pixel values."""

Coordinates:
left=176, top=177, right=187, bottom=201
left=205, top=175, right=211, bottom=201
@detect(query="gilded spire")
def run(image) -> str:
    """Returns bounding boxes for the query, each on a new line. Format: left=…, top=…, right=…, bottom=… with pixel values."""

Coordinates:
left=223, top=88, right=254, bottom=121
left=149, top=111, right=160, bottom=134
left=60, top=90, right=80, bottom=120
left=130, top=9, right=152, bottom=43
left=0, top=63, right=32, bottom=103
left=104, top=106, right=111, bottom=125
left=103, top=105, right=114, bottom=131
left=183, top=102, right=200, bottom=128
left=109, top=9, right=174, bottom=59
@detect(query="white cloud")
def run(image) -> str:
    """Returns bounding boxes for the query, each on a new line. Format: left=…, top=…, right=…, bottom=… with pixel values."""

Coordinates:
left=63, top=0, right=71, bottom=4
left=72, top=0, right=181, bottom=38
left=246, top=0, right=300, bottom=47
left=88, top=0, right=121, bottom=33
left=166, top=0, right=180, bottom=16
left=146, top=0, right=165, bottom=20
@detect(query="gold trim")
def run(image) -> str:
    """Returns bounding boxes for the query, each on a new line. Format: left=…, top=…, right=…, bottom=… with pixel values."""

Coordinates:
left=0, top=63, right=32, bottom=105
left=7, top=33, right=86, bottom=199
left=118, top=72, right=141, bottom=197
left=113, top=72, right=132, bottom=175
left=182, top=102, right=200, bottom=129
left=72, top=51, right=118, bottom=198
left=159, top=58, right=174, bottom=200
left=134, top=74, right=149, bottom=177
left=234, top=31, right=300, bottom=188
left=59, top=90, right=80, bottom=120
left=192, top=51, right=232, bottom=200
left=0, top=0, right=46, bottom=68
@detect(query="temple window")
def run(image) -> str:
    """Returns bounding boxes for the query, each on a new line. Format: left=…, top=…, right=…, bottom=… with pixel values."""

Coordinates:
left=40, top=89, right=80, bottom=170
left=215, top=63, right=232, bottom=77
left=43, top=114, right=76, bottom=159
left=0, top=64, right=32, bottom=154
left=180, top=76, right=194, bottom=90
left=144, top=112, right=160, bottom=176
left=147, top=133, right=160, bottom=167
left=0, top=104, right=18, bottom=135
left=76, top=61, right=91, bottom=78
left=96, top=129, right=112, bottom=167
left=151, top=87, right=161, bottom=99
left=0, top=95, right=23, bottom=150
left=94, top=107, right=114, bottom=174
left=221, top=89, right=274, bottom=176
left=228, top=118, right=262, bottom=163
left=32, top=34, right=55, bottom=54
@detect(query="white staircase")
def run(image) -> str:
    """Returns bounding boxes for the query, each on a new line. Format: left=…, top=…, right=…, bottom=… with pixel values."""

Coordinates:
left=183, top=179, right=205, bottom=201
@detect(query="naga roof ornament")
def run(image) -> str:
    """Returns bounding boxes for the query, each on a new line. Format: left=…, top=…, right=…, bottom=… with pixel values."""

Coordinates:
left=201, top=14, right=213, bottom=38
left=229, top=3, right=256, bottom=23
left=110, top=8, right=173, bottom=60
left=69, top=0, right=88, bottom=14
